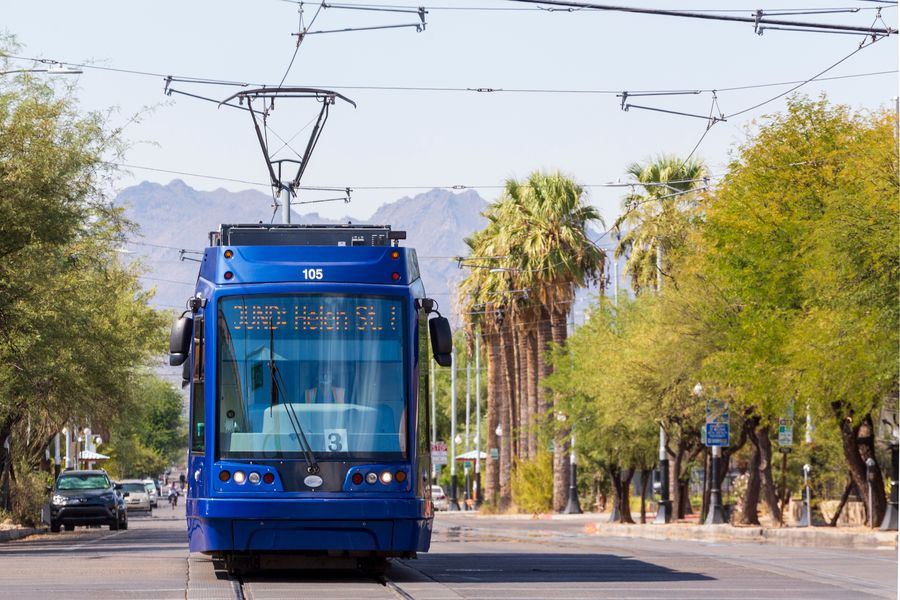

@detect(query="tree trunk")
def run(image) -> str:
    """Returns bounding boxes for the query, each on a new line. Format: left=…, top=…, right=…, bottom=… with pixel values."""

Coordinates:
left=833, top=404, right=887, bottom=527
left=618, top=467, right=636, bottom=524
left=510, top=326, right=523, bottom=460
left=0, top=416, right=15, bottom=512
left=552, top=433, right=571, bottom=512
left=536, top=307, right=553, bottom=414
left=524, top=329, right=539, bottom=459
left=639, top=468, right=651, bottom=524
left=604, top=464, right=621, bottom=521
left=828, top=477, right=857, bottom=527
left=498, top=324, right=515, bottom=509
left=740, top=417, right=763, bottom=525
left=514, top=327, right=527, bottom=460
left=484, top=331, right=501, bottom=505
left=757, top=424, right=782, bottom=523
left=670, top=441, right=684, bottom=520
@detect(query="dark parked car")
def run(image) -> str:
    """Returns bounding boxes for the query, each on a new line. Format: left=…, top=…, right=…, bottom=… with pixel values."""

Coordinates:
left=49, top=470, right=128, bottom=532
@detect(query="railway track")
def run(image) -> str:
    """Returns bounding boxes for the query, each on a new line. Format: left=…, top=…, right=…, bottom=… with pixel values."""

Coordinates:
left=187, top=555, right=453, bottom=600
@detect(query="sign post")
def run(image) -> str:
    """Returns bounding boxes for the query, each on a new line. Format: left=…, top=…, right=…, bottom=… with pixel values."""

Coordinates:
left=430, top=441, right=448, bottom=467
left=703, top=393, right=728, bottom=525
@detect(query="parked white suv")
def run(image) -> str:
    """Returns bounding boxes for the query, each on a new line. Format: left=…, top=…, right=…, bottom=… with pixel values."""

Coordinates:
left=431, top=485, right=449, bottom=511
left=119, top=480, right=152, bottom=513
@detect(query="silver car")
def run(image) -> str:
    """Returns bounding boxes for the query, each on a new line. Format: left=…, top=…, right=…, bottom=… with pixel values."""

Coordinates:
left=431, top=485, right=449, bottom=511
left=119, top=480, right=152, bottom=513
left=142, top=479, right=158, bottom=508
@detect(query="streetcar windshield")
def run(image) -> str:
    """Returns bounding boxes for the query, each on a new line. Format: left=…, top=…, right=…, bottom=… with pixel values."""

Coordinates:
left=216, top=294, right=407, bottom=460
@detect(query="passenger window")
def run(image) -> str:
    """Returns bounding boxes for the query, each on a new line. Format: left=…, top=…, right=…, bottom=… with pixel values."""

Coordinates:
left=191, top=317, right=205, bottom=453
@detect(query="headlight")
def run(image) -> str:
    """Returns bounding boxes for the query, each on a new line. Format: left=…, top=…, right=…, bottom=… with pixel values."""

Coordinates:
left=51, top=494, right=68, bottom=505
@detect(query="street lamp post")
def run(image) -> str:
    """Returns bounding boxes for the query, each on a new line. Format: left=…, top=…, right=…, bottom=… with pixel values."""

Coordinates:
left=449, top=347, right=460, bottom=511
left=866, top=457, right=877, bottom=528
left=798, top=464, right=811, bottom=527
left=563, top=433, right=582, bottom=514
left=474, top=330, right=482, bottom=509
left=695, top=383, right=725, bottom=525
left=654, top=426, right=671, bottom=524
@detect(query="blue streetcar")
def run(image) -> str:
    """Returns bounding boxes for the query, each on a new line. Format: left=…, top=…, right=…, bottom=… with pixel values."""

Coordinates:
left=168, top=224, right=452, bottom=572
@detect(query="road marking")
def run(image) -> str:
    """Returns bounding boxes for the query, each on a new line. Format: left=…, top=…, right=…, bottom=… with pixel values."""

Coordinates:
left=64, top=530, right=125, bottom=551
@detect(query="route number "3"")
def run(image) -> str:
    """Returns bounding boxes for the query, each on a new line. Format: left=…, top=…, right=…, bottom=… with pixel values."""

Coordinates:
left=302, top=268, right=324, bottom=280
left=324, top=428, right=347, bottom=452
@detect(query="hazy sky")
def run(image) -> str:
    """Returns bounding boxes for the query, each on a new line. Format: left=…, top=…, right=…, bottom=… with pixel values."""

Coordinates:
left=5, top=1, right=898, bottom=228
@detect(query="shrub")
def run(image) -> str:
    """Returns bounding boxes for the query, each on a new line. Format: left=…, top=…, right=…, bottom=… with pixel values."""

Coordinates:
left=11, top=471, right=49, bottom=527
left=511, top=452, right=553, bottom=514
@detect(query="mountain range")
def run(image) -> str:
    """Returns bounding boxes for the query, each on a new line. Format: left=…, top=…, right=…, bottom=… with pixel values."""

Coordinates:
left=114, top=180, right=490, bottom=317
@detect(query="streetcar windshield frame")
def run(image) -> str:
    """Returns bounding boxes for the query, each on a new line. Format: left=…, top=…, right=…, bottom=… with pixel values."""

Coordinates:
left=214, top=293, right=409, bottom=461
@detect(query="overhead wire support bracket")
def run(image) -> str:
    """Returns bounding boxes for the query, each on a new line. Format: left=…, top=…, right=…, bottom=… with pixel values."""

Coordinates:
left=292, top=3, right=428, bottom=39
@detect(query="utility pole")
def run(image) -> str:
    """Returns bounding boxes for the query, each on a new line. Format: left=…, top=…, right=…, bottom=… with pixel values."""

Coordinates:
left=449, top=348, right=460, bottom=511
left=464, top=351, right=471, bottom=509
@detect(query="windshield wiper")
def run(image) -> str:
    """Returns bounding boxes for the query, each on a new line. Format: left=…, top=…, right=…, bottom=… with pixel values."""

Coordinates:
left=268, top=320, right=320, bottom=475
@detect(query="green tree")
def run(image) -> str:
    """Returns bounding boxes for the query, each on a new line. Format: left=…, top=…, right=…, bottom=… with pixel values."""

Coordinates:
left=0, top=43, right=166, bottom=515
left=694, top=96, right=898, bottom=526
left=105, top=375, right=185, bottom=479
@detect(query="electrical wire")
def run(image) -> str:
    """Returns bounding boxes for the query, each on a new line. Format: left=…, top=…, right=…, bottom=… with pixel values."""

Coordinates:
left=109, top=160, right=717, bottom=192
left=275, top=0, right=895, bottom=12
left=3, top=53, right=894, bottom=97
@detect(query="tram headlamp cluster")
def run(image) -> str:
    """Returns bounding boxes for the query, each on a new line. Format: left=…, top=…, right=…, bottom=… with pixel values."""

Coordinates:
left=219, top=469, right=272, bottom=485
left=355, top=469, right=407, bottom=486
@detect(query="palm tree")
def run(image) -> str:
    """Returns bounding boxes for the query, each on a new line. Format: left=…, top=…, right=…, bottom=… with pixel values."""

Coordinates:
left=502, top=171, right=606, bottom=511
left=614, top=155, right=707, bottom=293
left=458, top=219, right=517, bottom=508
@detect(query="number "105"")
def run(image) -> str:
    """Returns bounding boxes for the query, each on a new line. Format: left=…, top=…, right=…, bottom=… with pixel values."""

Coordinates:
left=302, top=268, right=324, bottom=280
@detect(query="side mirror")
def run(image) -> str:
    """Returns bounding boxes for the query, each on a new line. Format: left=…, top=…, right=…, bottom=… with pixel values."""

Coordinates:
left=122, top=492, right=130, bottom=498
left=169, top=315, right=193, bottom=366
left=429, top=316, right=452, bottom=367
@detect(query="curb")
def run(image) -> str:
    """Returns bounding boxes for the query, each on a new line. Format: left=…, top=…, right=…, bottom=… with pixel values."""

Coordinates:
left=0, top=527, right=47, bottom=543
left=586, top=522, right=898, bottom=549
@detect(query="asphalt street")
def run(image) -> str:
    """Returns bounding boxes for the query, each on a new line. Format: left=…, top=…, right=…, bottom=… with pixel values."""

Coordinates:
left=0, top=506, right=894, bottom=600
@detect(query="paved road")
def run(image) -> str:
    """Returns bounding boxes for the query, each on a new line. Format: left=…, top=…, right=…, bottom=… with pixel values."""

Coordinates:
left=0, top=507, right=894, bottom=599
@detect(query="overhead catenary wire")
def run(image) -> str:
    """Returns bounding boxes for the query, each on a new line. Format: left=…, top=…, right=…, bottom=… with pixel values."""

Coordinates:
left=510, top=0, right=896, bottom=35
left=4, top=53, right=894, bottom=98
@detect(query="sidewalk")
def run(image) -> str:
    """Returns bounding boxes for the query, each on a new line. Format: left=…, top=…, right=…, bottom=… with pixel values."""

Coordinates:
left=446, top=510, right=898, bottom=549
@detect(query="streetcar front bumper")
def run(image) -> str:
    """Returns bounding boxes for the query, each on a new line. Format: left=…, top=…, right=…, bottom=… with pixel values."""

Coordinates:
left=187, top=497, right=432, bottom=554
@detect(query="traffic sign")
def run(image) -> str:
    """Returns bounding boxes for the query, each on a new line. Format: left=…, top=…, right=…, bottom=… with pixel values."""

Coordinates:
left=705, top=398, right=729, bottom=447
left=430, top=441, right=448, bottom=466
left=778, top=419, right=793, bottom=448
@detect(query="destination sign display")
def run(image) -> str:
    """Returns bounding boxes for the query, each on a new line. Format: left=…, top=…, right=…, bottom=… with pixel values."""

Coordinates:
left=223, top=297, right=399, bottom=334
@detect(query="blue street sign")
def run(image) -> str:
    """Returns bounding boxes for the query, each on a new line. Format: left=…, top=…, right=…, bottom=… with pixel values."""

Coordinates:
left=706, top=422, right=729, bottom=446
